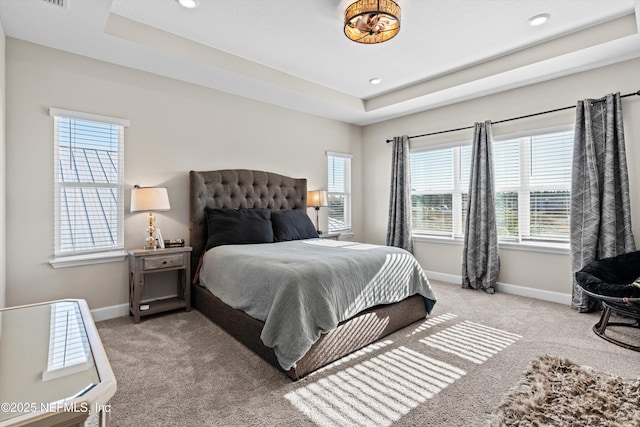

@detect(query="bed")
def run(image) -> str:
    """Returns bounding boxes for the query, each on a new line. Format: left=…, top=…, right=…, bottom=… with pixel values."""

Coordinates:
left=189, top=169, right=436, bottom=380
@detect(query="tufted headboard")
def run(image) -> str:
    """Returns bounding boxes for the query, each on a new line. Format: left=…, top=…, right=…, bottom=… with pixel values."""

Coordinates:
left=189, top=169, right=308, bottom=279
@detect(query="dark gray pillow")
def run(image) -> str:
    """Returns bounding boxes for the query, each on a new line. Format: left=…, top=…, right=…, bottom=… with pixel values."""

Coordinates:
left=205, top=208, right=273, bottom=250
left=271, top=209, right=319, bottom=242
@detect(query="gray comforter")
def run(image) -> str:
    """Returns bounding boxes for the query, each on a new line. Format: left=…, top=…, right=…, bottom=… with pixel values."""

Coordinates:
left=198, top=239, right=436, bottom=371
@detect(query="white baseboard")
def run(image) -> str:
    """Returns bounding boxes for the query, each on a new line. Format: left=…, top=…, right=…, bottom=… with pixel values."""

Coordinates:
left=424, top=270, right=571, bottom=305
left=91, top=303, right=129, bottom=322
left=425, top=271, right=461, bottom=284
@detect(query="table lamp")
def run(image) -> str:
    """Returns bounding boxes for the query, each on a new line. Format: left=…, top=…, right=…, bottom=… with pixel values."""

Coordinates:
left=307, top=190, right=328, bottom=235
left=130, top=186, right=171, bottom=249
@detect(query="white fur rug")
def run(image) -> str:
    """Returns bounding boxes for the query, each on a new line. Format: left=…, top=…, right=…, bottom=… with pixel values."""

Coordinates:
left=489, top=355, right=640, bottom=426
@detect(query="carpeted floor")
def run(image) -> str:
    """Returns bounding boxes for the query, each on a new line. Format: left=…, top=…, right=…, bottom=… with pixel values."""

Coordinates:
left=96, top=281, right=640, bottom=426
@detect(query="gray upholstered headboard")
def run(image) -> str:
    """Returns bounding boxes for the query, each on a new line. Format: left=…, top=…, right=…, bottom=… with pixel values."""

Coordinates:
left=189, top=169, right=308, bottom=279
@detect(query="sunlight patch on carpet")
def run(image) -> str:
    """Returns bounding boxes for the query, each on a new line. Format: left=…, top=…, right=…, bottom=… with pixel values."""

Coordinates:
left=285, top=346, right=466, bottom=427
left=407, top=313, right=458, bottom=336
left=312, top=339, right=394, bottom=375
left=420, top=320, right=521, bottom=364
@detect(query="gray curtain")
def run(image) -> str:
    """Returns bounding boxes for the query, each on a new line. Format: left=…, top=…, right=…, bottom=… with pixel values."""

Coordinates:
left=386, top=135, right=413, bottom=252
left=462, top=121, right=500, bottom=294
left=570, top=92, right=636, bottom=312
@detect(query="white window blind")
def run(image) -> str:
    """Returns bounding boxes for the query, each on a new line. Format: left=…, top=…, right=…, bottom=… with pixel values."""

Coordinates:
left=327, top=152, right=352, bottom=232
left=493, top=139, right=521, bottom=239
left=50, top=108, right=128, bottom=256
left=410, top=129, right=573, bottom=244
left=411, top=148, right=455, bottom=235
left=459, top=146, right=472, bottom=234
left=527, top=131, right=573, bottom=240
left=411, top=145, right=472, bottom=237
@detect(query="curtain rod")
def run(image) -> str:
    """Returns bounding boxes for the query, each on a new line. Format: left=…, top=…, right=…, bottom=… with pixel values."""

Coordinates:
left=385, top=90, right=640, bottom=143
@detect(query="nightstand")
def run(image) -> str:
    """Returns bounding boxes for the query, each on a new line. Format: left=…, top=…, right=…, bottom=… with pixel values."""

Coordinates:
left=128, top=246, right=192, bottom=323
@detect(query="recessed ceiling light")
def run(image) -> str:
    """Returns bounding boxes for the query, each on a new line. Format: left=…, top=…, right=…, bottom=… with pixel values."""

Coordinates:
left=177, top=0, right=199, bottom=9
left=369, top=77, right=382, bottom=85
left=527, top=13, right=550, bottom=27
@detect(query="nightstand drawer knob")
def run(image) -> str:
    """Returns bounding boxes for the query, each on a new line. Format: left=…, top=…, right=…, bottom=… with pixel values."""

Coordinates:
left=143, top=254, right=183, bottom=270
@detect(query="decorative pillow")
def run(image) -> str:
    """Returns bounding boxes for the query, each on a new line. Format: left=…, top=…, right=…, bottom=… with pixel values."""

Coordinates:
left=205, top=207, right=273, bottom=250
left=271, top=209, right=319, bottom=242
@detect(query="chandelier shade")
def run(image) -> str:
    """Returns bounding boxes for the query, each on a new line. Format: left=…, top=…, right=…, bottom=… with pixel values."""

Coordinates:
left=344, top=0, right=401, bottom=44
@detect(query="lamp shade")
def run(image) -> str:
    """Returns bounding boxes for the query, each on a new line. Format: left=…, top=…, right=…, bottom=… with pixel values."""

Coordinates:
left=130, top=187, right=171, bottom=212
left=307, top=190, right=329, bottom=208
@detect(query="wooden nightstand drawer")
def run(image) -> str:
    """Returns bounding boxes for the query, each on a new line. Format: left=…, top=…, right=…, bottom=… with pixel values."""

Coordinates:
left=143, top=254, right=185, bottom=270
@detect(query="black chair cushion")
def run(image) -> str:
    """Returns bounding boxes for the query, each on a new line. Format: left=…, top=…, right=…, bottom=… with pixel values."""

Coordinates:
left=575, top=251, right=640, bottom=299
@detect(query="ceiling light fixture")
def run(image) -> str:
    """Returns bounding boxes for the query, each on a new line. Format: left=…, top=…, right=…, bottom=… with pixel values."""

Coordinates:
left=369, top=77, right=382, bottom=85
left=527, top=13, right=550, bottom=27
left=177, top=0, right=199, bottom=9
left=344, top=0, right=401, bottom=44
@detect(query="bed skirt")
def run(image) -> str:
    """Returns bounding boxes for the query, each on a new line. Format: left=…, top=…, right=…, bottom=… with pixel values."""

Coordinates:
left=192, top=283, right=428, bottom=380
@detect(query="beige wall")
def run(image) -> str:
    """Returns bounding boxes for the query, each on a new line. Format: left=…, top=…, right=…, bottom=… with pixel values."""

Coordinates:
left=5, top=37, right=640, bottom=310
left=363, top=58, right=640, bottom=295
left=0, top=22, right=6, bottom=310
left=5, top=38, right=363, bottom=310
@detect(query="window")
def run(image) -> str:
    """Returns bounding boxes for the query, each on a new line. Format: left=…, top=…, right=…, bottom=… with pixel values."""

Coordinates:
left=411, top=146, right=471, bottom=237
left=327, top=152, right=352, bottom=232
left=50, top=108, right=129, bottom=261
left=411, top=129, right=573, bottom=245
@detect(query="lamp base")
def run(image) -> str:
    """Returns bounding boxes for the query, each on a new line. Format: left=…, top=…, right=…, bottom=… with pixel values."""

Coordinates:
left=315, top=207, right=322, bottom=236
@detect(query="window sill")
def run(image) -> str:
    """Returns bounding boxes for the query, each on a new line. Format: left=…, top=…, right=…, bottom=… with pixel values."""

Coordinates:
left=412, top=234, right=570, bottom=255
left=499, top=241, right=570, bottom=255
left=413, top=234, right=462, bottom=245
left=49, top=250, right=127, bottom=268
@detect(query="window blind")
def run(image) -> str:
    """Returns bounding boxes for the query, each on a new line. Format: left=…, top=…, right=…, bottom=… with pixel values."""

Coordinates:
left=51, top=109, right=127, bottom=256
left=327, top=152, right=352, bottom=232
left=493, top=139, right=521, bottom=239
left=411, top=148, right=455, bottom=235
left=527, top=131, right=573, bottom=240
left=459, top=146, right=472, bottom=234
left=410, top=128, right=573, bottom=244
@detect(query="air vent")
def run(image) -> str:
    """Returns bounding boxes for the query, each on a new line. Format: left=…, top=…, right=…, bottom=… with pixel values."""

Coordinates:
left=42, top=0, right=67, bottom=8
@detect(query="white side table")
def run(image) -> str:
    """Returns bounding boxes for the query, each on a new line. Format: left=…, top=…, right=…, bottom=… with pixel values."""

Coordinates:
left=0, top=299, right=116, bottom=427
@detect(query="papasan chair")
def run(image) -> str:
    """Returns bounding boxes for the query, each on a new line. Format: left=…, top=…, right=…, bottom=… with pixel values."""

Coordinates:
left=575, top=250, right=640, bottom=351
